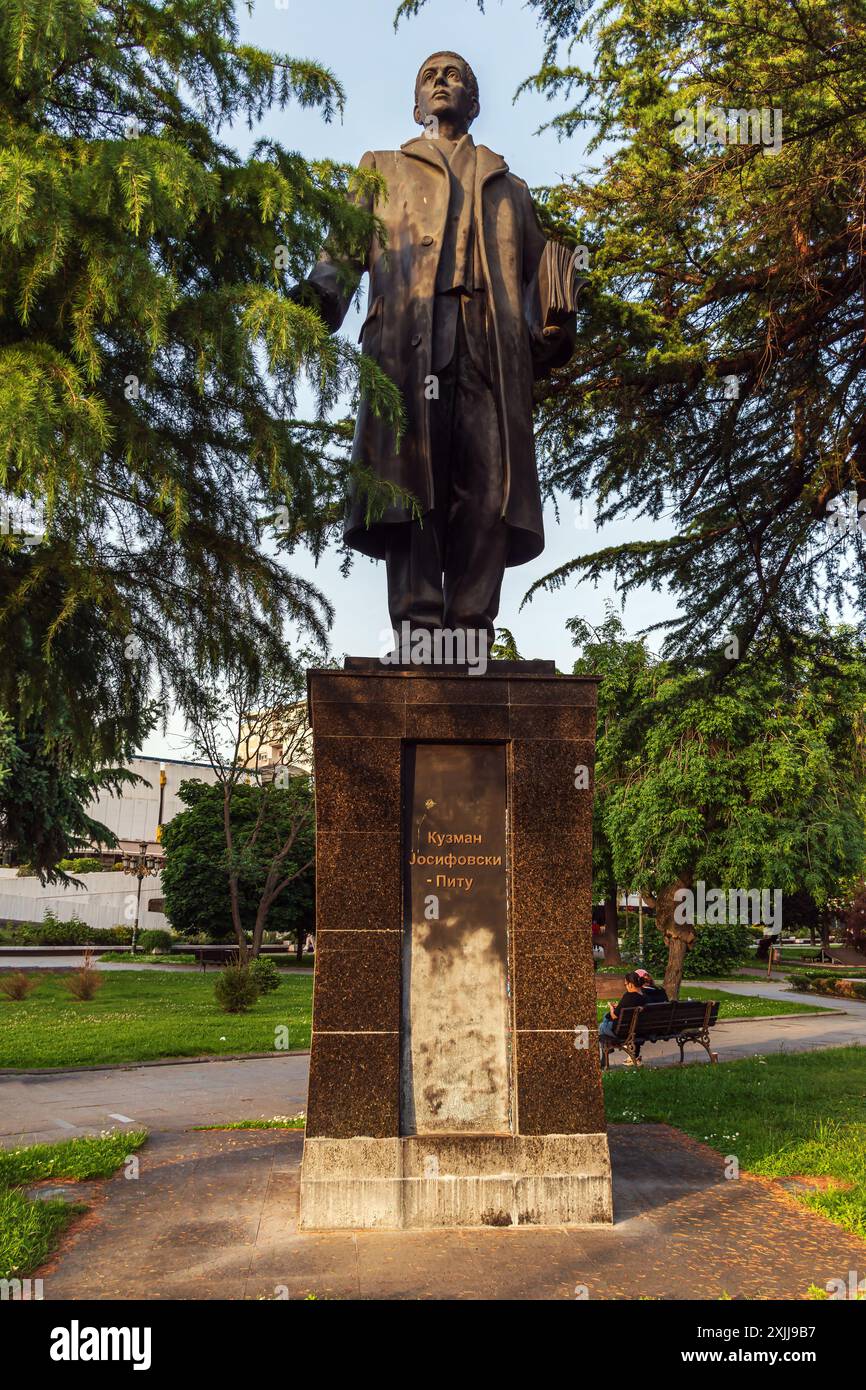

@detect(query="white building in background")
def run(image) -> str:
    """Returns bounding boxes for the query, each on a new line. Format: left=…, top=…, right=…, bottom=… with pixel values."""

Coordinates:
left=87, top=755, right=219, bottom=858
left=0, top=755, right=219, bottom=931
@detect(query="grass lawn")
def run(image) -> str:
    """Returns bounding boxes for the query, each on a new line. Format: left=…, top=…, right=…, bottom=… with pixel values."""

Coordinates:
left=595, top=985, right=831, bottom=1023
left=97, top=952, right=197, bottom=965
left=0, top=971, right=313, bottom=1068
left=604, top=1046, right=866, bottom=1239
left=0, top=1130, right=147, bottom=1279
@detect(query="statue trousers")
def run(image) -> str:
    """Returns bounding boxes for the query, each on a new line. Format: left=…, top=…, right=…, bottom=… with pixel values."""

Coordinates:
left=385, top=311, right=508, bottom=641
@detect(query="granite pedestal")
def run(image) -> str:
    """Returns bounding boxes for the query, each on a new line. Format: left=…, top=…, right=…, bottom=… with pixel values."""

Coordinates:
left=299, top=660, right=613, bottom=1229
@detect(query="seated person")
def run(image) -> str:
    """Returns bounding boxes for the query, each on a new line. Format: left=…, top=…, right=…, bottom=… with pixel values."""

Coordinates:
left=599, top=971, right=645, bottom=1065
left=635, top=968, right=668, bottom=1003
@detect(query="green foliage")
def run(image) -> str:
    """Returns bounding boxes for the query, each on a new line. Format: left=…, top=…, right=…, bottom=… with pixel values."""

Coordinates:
left=0, top=970, right=313, bottom=1067
left=578, top=622, right=866, bottom=910
left=0, top=1128, right=146, bottom=1278
left=490, top=627, right=523, bottom=661
left=571, top=611, right=866, bottom=985
left=621, top=920, right=750, bottom=978
left=0, top=733, right=138, bottom=880
left=0, top=918, right=134, bottom=946
left=97, top=951, right=195, bottom=965
left=512, top=0, right=866, bottom=658
left=161, top=779, right=315, bottom=941
left=788, top=972, right=816, bottom=992
left=0, top=0, right=403, bottom=874
left=0, top=1186, right=77, bottom=1280
left=137, top=929, right=174, bottom=953
left=249, top=955, right=281, bottom=995
left=571, top=604, right=653, bottom=904
left=0, top=1130, right=147, bottom=1188
left=56, top=857, right=103, bottom=874
left=788, top=972, right=866, bottom=1000
left=214, top=964, right=259, bottom=1014
left=34, top=912, right=92, bottom=945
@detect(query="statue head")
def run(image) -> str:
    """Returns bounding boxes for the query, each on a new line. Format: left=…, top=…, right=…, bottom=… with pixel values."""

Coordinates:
left=414, top=52, right=480, bottom=138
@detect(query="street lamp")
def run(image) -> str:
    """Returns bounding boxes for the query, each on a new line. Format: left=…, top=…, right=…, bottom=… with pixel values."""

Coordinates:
left=122, top=841, right=161, bottom=954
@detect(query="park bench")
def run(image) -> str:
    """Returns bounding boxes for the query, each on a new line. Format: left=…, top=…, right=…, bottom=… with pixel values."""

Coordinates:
left=600, top=999, right=720, bottom=1069
left=191, top=946, right=241, bottom=972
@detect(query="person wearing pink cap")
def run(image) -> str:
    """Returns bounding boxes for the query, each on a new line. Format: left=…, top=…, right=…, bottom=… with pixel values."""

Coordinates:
left=634, top=968, right=668, bottom=1004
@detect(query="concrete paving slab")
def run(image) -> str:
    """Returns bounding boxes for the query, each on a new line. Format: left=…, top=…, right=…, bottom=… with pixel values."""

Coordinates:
left=0, top=1054, right=309, bottom=1146
left=33, top=1125, right=866, bottom=1302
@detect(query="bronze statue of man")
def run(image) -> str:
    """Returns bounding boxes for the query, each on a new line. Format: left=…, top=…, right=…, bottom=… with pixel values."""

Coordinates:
left=301, top=51, right=580, bottom=641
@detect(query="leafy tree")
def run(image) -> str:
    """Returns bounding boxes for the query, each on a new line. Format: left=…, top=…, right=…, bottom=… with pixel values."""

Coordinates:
left=570, top=604, right=652, bottom=964
left=161, top=777, right=314, bottom=954
left=490, top=627, right=524, bottom=661
left=594, top=629, right=866, bottom=994
left=0, top=0, right=400, bottom=865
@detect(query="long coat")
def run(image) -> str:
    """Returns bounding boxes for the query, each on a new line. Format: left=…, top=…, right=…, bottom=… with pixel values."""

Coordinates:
left=308, top=135, right=570, bottom=567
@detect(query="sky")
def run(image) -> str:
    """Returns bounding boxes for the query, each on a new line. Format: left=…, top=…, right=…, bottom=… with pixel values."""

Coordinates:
left=143, top=0, right=676, bottom=758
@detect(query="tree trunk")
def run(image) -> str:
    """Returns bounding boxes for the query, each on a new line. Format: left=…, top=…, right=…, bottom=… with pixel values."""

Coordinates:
left=222, top=787, right=248, bottom=964
left=819, top=912, right=831, bottom=951
left=596, top=891, right=622, bottom=966
left=657, top=879, right=695, bottom=999
left=251, top=893, right=274, bottom=959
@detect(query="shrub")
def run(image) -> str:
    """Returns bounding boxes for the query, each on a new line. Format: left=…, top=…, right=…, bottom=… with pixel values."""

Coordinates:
left=787, top=973, right=814, bottom=992
left=620, top=921, right=752, bottom=978
left=0, top=972, right=38, bottom=1001
left=64, top=955, right=103, bottom=1001
left=137, top=929, right=174, bottom=954
left=57, top=857, right=103, bottom=874
left=39, top=912, right=95, bottom=946
left=851, top=982, right=866, bottom=1000
left=214, top=965, right=259, bottom=1013
left=249, top=956, right=281, bottom=994
left=107, top=925, right=133, bottom=944
left=812, top=976, right=838, bottom=993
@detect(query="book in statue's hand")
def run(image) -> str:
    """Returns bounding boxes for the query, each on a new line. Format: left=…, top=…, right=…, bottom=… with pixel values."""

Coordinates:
left=537, top=240, right=588, bottom=335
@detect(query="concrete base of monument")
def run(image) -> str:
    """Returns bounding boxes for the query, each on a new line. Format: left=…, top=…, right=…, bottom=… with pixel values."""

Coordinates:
left=298, top=1132, right=614, bottom=1230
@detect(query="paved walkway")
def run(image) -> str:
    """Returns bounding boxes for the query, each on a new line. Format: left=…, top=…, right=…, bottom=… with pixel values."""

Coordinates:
left=693, top=978, right=866, bottom=1014
left=0, top=1055, right=310, bottom=1148
left=34, top=1124, right=866, bottom=1300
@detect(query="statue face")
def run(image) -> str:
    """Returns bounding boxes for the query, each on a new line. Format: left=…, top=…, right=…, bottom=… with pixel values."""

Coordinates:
left=414, top=55, right=478, bottom=133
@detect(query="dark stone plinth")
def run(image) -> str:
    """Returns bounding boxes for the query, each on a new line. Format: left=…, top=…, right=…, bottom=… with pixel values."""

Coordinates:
left=300, top=661, right=612, bottom=1229
left=342, top=655, right=557, bottom=676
